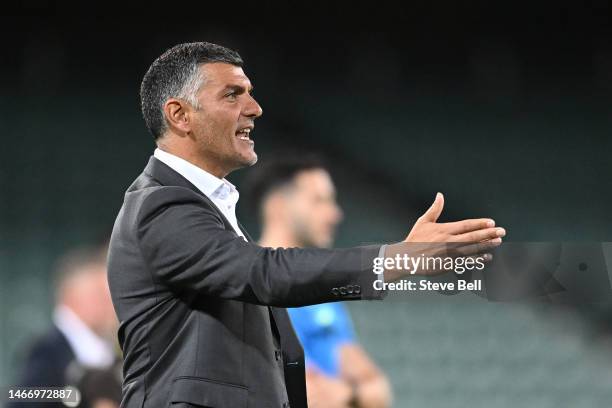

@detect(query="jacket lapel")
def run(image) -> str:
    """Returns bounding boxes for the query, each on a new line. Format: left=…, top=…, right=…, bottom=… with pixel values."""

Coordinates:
left=144, top=156, right=236, bottom=233
left=237, top=221, right=255, bottom=242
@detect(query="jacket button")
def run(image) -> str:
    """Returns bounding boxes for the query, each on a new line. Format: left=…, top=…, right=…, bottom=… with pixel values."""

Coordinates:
left=354, top=285, right=361, bottom=294
left=346, top=285, right=354, bottom=294
left=339, top=286, right=347, bottom=295
left=275, top=350, right=282, bottom=361
left=331, top=287, right=340, bottom=296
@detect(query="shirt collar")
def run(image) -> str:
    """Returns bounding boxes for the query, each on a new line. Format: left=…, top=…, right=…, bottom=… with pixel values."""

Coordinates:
left=153, top=148, right=238, bottom=199
left=53, top=305, right=115, bottom=368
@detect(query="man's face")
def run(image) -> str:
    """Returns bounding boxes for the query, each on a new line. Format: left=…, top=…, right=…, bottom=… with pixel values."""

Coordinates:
left=287, top=169, right=344, bottom=248
left=189, top=62, right=262, bottom=176
left=64, top=264, right=118, bottom=339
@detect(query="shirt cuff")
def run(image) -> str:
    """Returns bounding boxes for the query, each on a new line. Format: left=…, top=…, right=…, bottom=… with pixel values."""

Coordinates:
left=374, top=244, right=388, bottom=299
left=378, top=244, right=387, bottom=284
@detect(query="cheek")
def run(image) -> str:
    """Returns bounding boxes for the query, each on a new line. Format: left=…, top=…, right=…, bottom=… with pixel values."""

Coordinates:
left=306, top=209, right=327, bottom=233
left=194, top=108, right=234, bottom=140
left=313, top=207, right=338, bottom=234
left=211, top=106, right=240, bottom=132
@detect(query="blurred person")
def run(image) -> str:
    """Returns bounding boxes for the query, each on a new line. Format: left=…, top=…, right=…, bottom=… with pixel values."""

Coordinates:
left=249, top=156, right=392, bottom=408
left=107, top=42, right=505, bottom=408
left=75, top=366, right=122, bottom=408
left=7, top=246, right=120, bottom=408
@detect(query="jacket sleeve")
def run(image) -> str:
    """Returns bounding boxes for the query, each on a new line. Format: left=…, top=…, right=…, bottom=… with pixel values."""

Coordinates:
left=136, top=186, right=384, bottom=307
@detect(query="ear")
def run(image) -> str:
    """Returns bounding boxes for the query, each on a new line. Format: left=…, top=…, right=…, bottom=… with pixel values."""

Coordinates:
left=162, top=98, right=193, bottom=135
left=263, top=192, right=289, bottom=222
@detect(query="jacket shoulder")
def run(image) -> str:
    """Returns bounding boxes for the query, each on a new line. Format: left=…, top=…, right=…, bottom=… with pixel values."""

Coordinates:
left=122, top=173, right=220, bottom=228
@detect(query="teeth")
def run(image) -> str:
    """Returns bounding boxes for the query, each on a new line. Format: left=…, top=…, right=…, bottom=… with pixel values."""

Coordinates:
left=236, top=128, right=252, bottom=141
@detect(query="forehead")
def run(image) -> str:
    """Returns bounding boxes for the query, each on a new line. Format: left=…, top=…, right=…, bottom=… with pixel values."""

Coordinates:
left=199, top=62, right=252, bottom=88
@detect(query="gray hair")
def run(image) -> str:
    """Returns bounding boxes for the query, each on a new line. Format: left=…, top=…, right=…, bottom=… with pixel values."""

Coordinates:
left=167, top=62, right=204, bottom=109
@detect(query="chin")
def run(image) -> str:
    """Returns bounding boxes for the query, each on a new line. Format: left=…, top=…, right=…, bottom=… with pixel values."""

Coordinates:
left=229, top=153, right=258, bottom=170
left=241, top=152, right=258, bottom=167
left=317, top=238, right=334, bottom=249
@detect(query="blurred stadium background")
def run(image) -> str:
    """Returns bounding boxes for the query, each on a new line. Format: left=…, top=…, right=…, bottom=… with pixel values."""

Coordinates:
left=3, top=3, right=612, bottom=406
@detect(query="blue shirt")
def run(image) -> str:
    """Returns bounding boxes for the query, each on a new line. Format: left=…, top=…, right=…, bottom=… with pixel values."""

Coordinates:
left=287, top=302, right=356, bottom=377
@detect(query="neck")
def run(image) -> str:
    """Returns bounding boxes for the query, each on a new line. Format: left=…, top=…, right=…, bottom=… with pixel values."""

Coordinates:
left=157, top=139, right=229, bottom=179
left=259, top=225, right=303, bottom=249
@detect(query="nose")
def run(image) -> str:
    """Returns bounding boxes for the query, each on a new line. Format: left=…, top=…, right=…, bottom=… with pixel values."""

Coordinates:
left=244, top=94, right=263, bottom=118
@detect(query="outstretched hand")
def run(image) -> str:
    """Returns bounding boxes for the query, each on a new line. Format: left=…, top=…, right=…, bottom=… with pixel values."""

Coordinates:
left=383, top=193, right=505, bottom=280
left=406, top=193, right=505, bottom=244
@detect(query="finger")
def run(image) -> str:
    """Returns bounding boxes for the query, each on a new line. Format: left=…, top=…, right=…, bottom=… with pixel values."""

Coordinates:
left=453, top=227, right=505, bottom=243
left=446, top=238, right=502, bottom=257
left=443, top=218, right=495, bottom=235
left=420, top=192, right=444, bottom=223
left=467, top=252, right=493, bottom=263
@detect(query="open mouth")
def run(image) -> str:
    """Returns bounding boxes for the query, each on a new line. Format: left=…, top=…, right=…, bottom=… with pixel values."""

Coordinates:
left=236, top=127, right=253, bottom=142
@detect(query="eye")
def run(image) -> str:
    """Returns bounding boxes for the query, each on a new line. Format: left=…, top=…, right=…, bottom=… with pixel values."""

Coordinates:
left=225, top=91, right=237, bottom=99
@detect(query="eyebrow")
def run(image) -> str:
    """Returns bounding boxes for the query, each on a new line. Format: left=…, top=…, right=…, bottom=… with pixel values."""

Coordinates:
left=222, top=84, right=254, bottom=94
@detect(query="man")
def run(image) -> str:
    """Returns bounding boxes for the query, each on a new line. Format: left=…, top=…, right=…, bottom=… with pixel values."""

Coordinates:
left=249, top=155, right=392, bottom=408
left=107, top=42, right=505, bottom=408
left=9, top=246, right=120, bottom=408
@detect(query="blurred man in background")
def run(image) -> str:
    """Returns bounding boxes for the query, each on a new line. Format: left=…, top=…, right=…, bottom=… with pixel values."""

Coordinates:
left=8, top=246, right=121, bottom=408
left=248, top=156, right=392, bottom=408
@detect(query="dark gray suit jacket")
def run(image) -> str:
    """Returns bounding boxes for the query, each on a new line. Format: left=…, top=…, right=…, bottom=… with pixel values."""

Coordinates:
left=107, top=157, right=382, bottom=408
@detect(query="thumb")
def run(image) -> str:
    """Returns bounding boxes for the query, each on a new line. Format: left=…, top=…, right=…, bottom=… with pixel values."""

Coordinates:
left=420, top=192, right=444, bottom=223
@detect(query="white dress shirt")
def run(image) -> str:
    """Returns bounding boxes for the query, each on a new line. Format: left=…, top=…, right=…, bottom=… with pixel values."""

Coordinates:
left=53, top=305, right=115, bottom=369
left=153, top=148, right=246, bottom=239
